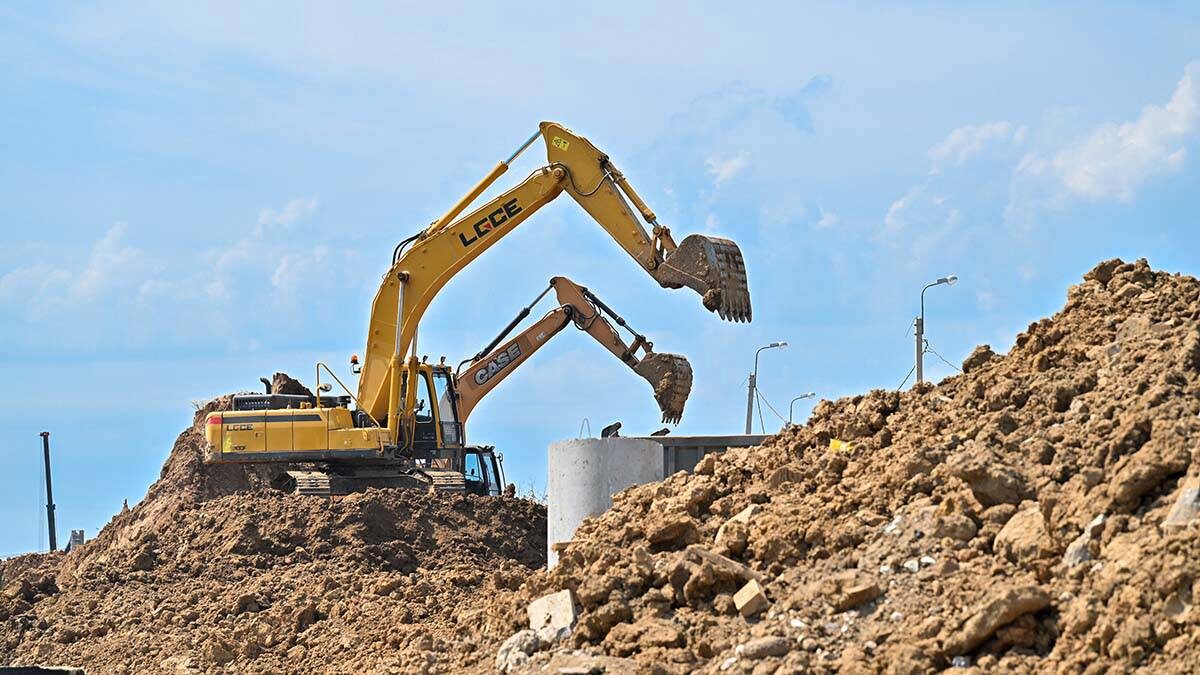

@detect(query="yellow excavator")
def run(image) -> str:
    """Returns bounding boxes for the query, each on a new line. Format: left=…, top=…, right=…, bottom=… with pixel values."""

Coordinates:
left=203, top=121, right=752, bottom=495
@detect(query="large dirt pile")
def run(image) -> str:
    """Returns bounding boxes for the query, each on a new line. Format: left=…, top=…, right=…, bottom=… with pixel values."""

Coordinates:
left=0, top=377, right=546, bottom=674
left=490, top=258, right=1200, bottom=674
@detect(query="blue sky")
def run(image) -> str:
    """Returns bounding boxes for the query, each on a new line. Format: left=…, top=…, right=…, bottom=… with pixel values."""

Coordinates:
left=2, top=3, right=1199, bottom=556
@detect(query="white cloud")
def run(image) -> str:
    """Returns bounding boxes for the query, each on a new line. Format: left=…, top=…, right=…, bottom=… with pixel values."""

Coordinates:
left=814, top=209, right=838, bottom=229
left=704, top=153, right=749, bottom=187
left=1049, top=63, right=1198, bottom=201
left=256, top=197, right=318, bottom=234
left=928, top=121, right=1014, bottom=173
left=884, top=187, right=919, bottom=231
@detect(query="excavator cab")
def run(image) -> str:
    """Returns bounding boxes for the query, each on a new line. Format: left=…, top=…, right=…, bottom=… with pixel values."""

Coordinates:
left=463, top=447, right=504, bottom=496
left=402, top=363, right=464, bottom=456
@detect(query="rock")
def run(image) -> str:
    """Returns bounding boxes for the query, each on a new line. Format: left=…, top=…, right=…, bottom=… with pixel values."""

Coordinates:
left=714, top=520, right=749, bottom=557
left=495, top=629, right=539, bottom=674
left=962, top=345, right=996, bottom=373
left=1084, top=258, right=1123, bottom=285
left=685, top=545, right=763, bottom=583
left=993, top=505, right=1047, bottom=563
left=1161, top=475, right=1200, bottom=531
left=902, top=559, right=920, bottom=573
left=1107, top=437, right=1191, bottom=508
left=715, top=504, right=760, bottom=552
left=946, top=445, right=1029, bottom=506
left=943, top=585, right=1051, bottom=656
left=836, top=582, right=882, bottom=612
left=741, top=636, right=791, bottom=659
left=201, top=639, right=236, bottom=666
left=646, top=515, right=699, bottom=548
left=528, top=589, right=577, bottom=631
left=734, top=579, right=769, bottom=617
left=1063, top=514, right=1106, bottom=566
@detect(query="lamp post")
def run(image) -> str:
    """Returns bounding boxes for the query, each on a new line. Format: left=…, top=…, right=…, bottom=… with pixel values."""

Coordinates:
left=746, top=341, right=787, bottom=434
left=787, top=392, right=816, bottom=427
left=915, top=275, right=958, bottom=386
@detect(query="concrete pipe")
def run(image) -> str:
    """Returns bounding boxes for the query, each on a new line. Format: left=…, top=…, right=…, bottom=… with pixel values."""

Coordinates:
left=546, top=437, right=663, bottom=567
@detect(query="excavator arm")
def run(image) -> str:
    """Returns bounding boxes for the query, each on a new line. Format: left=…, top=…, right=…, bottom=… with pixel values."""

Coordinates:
left=359, top=121, right=750, bottom=437
left=454, top=277, right=693, bottom=424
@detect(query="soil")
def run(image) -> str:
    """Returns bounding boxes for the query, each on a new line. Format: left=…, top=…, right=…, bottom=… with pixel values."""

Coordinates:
left=5, top=259, right=1200, bottom=674
left=0, top=377, right=546, bottom=674
left=486, top=258, right=1200, bottom=674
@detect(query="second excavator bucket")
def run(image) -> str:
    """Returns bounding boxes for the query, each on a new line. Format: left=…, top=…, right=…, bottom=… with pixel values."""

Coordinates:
left=633, top=352, right=694, bottom=424
left=654, top=234, right=752, bottom=322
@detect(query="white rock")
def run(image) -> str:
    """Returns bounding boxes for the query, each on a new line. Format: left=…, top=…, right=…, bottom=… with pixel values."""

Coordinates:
left=902, top=559, right=920, bottom=573
left=527, top=589, right=577, bottom=631
left=719, top=657, right=738, bottom=671
left=889, top=611, right=904, bottom=622
left=919, top=555, right=936, bottom=567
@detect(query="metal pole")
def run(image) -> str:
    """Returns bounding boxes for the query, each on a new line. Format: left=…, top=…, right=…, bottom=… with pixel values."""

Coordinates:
left=744, top=372, right=756, bottom=434
left=914, top=315, right=924, bottom=386
left=39, top=432, right=57, bottom=552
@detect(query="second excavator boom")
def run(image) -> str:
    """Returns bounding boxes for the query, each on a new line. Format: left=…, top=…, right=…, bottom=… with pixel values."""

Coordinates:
left=455, top=276, right=692, bottom=424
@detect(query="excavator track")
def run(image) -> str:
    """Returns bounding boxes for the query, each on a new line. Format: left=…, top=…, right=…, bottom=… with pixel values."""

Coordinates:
left=282, top=467, right=466, bottom=496
left=656, top=235, right=752, bottom=323
left=634, top=352, right=693, bottom=424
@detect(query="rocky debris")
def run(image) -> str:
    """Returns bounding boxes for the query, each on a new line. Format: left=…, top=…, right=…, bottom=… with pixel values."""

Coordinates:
left=528, top=590, right=577, bottom=632
left=483, top=259, right=1200, bottom=673
left=942, top=585, right=1051, bottom=656
left=961, top=344, right=996, bottom=373
left=993, top=504, right=1048, bottom=563
left=733, top=579, right=769, bottom=618
left=1162, top=474, right=1200, bottom=531
left=0, top=385, right=546, bottom=674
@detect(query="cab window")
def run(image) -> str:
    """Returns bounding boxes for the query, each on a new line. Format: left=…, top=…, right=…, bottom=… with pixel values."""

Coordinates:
left=432, top=370, right=457, bottom=424
left=414, top=373, right=433, bottom=423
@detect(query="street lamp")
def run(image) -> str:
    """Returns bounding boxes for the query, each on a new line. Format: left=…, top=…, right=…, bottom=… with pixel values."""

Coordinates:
left=746, top=341, right=787, bottom=434
left=915, top=275, right=958, bottom=386
left=787, top=392, right=816, bottom=426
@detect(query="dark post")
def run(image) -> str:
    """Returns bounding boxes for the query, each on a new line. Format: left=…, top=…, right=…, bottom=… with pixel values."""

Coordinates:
left=40, top=431, right=57, bottom=552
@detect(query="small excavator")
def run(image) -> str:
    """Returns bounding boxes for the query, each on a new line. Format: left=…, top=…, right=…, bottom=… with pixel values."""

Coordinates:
left=203, top=121, right=752, bottom=496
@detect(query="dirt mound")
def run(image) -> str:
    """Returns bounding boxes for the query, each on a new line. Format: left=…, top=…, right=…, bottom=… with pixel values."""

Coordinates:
left=0, top=378, right=545, bottom=674
left=491, top=258, right=1200, bottom=673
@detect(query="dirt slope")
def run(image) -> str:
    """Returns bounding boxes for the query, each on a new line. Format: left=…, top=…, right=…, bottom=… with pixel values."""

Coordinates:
left=488, top=258, right=1200, bottom=674
left=1, top=385, right=545, bottom=674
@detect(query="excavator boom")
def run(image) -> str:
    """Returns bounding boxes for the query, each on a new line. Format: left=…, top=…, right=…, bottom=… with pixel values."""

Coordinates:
left=455, top=277, right=693, bottom=424
left=360, top=121, right=751, bottom=436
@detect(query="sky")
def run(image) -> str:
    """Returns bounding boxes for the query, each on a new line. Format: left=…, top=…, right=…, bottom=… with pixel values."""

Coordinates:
left=2, top=2, right=1199, bottom=556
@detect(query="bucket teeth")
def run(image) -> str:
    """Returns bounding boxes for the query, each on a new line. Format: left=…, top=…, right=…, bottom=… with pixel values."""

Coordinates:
left=654, top=234, right=752, bottom=323
left=634, top=353, right=693, bottom=424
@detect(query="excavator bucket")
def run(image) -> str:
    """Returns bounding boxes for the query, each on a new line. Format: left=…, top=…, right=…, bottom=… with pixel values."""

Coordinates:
left=655, top=235, right=752, bottom=322
left=634, top=352, right=694, bottom=424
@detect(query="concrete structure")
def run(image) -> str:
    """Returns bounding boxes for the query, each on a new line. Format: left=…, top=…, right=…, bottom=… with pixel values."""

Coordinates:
left=546, top=434, right=768, bottom=567
left=547, top=437, right=662, bottom=567
left=645, top=434, right=768, bottom=475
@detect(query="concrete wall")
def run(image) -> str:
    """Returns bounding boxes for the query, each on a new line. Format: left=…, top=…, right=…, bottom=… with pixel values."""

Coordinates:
left=546, top=438, right=663, bottom=568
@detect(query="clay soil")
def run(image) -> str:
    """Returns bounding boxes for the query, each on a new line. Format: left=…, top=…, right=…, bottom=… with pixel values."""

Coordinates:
left=487, top=258, right=1200, bottom=674
left=4, top=258, right=1200, bottom=674
left=0, top=392, right=546, bottom=674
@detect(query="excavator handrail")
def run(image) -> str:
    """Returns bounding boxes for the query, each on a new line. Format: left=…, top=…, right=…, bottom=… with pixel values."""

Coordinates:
left=315, top=362, right=383, bottom=430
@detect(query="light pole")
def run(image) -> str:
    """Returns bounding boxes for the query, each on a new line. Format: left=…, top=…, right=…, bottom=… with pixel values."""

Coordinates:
left=787, top=392, right=816, bottom=427
left=915, top=275, right=958, bottom=386
left=746, top=341, right=787, bottom=434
